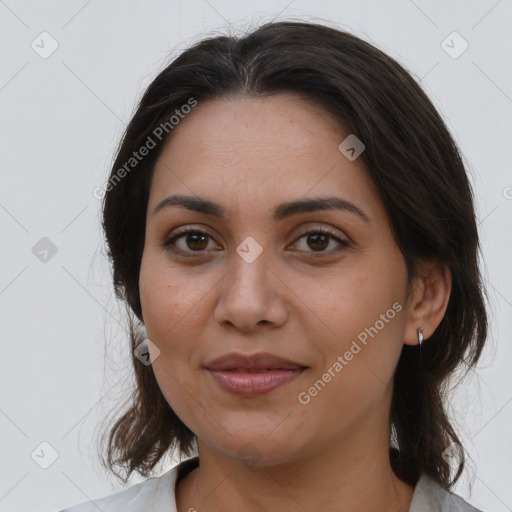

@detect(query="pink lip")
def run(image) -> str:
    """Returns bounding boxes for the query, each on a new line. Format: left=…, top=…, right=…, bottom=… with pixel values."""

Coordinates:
left=204, top=351, right=305, bottom=371
left=203, top=352, right=308, bottom=397
left=206, top=368, right=305, bottom=396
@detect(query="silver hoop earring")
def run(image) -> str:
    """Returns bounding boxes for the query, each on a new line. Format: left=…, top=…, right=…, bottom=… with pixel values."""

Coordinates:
left=417, top=327, right=424, bottom=346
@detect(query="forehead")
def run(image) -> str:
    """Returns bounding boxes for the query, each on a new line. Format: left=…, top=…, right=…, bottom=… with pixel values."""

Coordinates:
left=159, top=93, right=343, bottom=163
left=149, top=93, right=384, bottom=225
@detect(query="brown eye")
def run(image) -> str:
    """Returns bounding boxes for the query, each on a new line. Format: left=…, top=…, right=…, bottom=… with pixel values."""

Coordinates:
left=306, top=233, right=330, bottom=251
left=291, top=228, right=350, bottom=257
left=161, top=226, right=349, bottom=258
left=162, top=229, right=217, bottom=254
left=181, top=232, right=209, bottom=251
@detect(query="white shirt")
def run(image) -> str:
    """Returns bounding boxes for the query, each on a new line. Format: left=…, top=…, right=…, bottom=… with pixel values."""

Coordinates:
left=58, top=456, right=484, bottom=512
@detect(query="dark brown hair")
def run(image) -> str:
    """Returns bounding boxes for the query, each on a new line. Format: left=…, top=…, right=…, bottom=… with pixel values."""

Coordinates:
left=98, top=20, right=488, bottom=489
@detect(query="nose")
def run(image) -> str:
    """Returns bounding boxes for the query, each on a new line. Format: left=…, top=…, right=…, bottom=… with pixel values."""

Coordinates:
left=213, top=246, right=288, bottom=333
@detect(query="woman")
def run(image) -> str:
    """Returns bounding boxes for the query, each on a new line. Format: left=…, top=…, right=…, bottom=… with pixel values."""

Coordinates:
left=60, top=20, right=488, bottom=512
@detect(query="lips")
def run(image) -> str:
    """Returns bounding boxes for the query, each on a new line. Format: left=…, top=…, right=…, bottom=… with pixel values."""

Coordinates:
left=203, top=352, right=308, bottom=397
left=203, top=352, right=306, bottom=371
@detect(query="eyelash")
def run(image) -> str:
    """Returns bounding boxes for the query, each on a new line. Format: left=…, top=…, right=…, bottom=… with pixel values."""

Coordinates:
left=161, top=226, right=350, bottom=258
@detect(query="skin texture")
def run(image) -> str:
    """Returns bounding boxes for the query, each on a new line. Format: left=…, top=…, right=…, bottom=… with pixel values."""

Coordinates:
left=138, top=93, right=452, bottom=512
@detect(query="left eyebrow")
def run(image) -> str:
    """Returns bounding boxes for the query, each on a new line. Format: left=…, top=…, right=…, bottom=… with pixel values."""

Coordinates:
left=272, top=196, right=371, bottom=224
left=152, top=194, right=371, bottom=224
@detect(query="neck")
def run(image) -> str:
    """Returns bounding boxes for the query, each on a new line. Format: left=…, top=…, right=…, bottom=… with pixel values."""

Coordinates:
left=176, top=420, right=415, bottom=512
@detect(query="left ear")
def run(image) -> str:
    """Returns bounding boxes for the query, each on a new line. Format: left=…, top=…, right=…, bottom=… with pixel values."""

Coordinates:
left=403, top=260, right=452, bottom=346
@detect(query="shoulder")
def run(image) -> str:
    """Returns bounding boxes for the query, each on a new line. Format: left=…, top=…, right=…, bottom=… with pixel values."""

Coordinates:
left=56, top=458, right=199, bottom=512
left=56, top=470, right=176, bottom=512
left=410, top=473, right=486, bottom=512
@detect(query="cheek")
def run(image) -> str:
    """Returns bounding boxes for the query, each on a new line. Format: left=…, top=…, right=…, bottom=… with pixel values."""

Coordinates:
left=140, top=254, right=203, bottom=337
left=139, top=255, right=210, bottom=366
left=303, top=259, right=407, bottom=403
left=300, top=308, right=405, bottom=434
left=305, top=267, right=401, bottom=346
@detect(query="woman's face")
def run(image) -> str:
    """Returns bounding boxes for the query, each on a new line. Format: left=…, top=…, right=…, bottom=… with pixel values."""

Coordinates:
left=139, top=93, right=416, bottom=465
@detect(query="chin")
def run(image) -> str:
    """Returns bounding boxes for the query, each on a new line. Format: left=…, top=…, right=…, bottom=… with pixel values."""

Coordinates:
left=202, top=432, right=307, bottom=469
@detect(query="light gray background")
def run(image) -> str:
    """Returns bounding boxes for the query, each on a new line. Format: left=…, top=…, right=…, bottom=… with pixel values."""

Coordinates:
left=1, top=1, right=511, bottom=511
